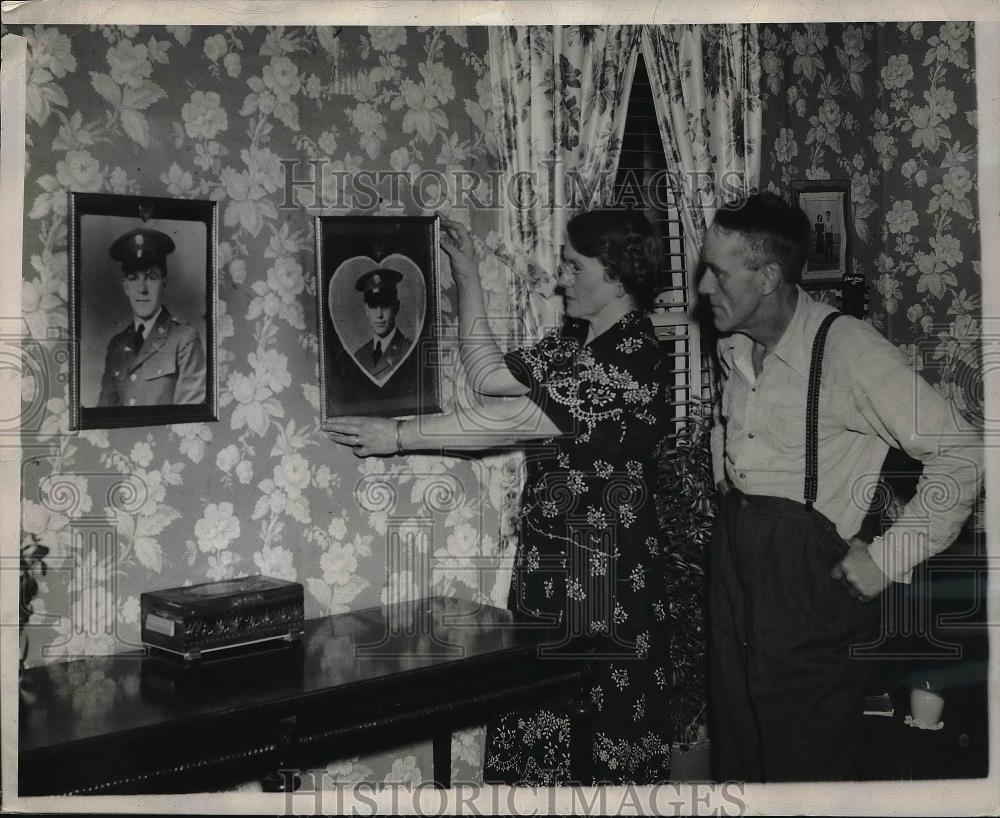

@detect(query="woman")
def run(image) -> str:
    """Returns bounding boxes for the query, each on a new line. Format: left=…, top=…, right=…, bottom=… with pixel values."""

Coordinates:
left=328, top=209, right=673, bottom=785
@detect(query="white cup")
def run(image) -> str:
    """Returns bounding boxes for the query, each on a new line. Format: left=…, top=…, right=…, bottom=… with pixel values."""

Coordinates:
left=910, top=684, right=945, bottom=726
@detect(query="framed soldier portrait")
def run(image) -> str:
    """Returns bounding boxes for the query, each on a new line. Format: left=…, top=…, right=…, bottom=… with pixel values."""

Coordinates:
left=314, top=215, right=443, bottom=427
left=69, top=193, right=218, bottom=429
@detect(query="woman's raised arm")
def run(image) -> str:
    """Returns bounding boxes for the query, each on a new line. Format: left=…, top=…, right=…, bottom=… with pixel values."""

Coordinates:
left=441, top=217, right=529, bottom=398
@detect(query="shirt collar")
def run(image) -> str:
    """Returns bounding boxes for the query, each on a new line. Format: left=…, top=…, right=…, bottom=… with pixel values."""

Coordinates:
left=722, top=287, right=819, bottom=380
left=768, top=287, right=816, bottom=379
left=135, top=307, right=163, bottom=337
left=373, top=326, right=397, bottom=350
left=560, top=316, right=590, bottom=345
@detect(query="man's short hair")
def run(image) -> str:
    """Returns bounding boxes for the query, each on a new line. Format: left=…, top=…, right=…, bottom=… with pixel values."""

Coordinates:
left=710, top=192, right=811, bottom=285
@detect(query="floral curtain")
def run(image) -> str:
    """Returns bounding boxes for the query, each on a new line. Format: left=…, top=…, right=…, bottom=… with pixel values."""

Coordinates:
left=488, top=25, right=641, bottom=337
left=485, top=25, right=641, bottom=606
left=642, top=24, right=762, bottom=250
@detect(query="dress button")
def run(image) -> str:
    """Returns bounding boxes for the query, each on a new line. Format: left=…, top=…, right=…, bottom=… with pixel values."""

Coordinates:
left=739, top=472, right=746, bottom=479
left=130, top=374, right=137, bottom=381
left=129, top=398, right=136, bottom=406
left=748, top=433, right=755, bottom=439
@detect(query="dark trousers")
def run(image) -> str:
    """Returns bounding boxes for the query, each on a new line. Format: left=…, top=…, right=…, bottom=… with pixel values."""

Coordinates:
left=708, top=489, right=879, bottom=782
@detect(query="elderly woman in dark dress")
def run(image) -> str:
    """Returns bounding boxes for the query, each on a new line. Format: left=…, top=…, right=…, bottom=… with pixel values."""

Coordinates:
left=328, top=209, right=673, bottom=785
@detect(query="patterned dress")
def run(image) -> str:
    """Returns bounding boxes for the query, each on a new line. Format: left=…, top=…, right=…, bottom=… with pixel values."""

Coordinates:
left=483, top=311, right=673, bottom=785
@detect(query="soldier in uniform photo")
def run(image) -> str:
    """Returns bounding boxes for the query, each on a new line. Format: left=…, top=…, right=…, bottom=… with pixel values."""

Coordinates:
left=98, top=227, right=207, bottom=407
left=352, top=267, right=414, bottom=380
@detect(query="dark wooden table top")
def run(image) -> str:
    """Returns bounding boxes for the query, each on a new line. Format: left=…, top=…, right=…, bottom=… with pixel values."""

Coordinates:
left=19, top=595, right=568, bottom=757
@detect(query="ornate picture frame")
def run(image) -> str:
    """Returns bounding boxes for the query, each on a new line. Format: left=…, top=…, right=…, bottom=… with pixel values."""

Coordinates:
left=314, top=215, right=442, bottom=427
left=791, top=180, right=851, bottom=288
left=69, top=192, right=218, bottom=430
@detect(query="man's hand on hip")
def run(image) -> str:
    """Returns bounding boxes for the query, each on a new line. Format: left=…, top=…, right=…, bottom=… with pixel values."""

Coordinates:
left=830, top=538, right=890, bottom=601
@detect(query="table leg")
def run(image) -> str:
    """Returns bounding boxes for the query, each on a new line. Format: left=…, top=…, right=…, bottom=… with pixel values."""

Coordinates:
left=432, top=728, right=452, bottom=789
left=260, top=715, right=301, bottom=793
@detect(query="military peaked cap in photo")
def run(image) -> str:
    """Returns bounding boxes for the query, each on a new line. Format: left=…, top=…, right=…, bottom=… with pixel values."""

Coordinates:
left=110, top=228, right=176, bottom=272
left=356, top=267, right=403, bottom=306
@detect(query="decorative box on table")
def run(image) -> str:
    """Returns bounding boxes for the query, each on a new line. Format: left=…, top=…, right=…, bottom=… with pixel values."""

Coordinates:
left=140, top=642, right=306, bottom=700
left=140, top=575, right=305, bottom=660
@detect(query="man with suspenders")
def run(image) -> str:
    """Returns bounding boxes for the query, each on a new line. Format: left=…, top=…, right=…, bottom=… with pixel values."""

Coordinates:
left=698, top=192, right=982, bottom=782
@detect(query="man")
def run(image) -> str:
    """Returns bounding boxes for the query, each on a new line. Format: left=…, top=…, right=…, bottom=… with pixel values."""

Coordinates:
left=699, top=192, right=981, bottom=782
left=352, top=267, right=413, bottom=380
left=98, top=227, right=207, bottom=407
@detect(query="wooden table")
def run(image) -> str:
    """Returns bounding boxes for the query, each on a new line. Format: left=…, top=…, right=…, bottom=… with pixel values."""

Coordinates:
left=18, top=596, right=595, bottom=795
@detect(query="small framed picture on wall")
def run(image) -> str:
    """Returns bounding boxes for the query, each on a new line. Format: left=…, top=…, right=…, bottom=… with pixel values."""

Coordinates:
left=314, top=215, right=443, bottom=427
left=791, top=180, right=851, bottom=288
left=69, top=193, right=218, bottom=430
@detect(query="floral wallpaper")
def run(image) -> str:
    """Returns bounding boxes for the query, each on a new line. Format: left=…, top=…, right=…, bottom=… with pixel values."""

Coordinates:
left=758, top=22, right=982, bottom=424
left=16, top=23, right=509, bottom=787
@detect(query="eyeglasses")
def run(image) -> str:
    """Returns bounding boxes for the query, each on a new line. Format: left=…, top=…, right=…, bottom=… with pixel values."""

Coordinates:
left=558, top=259, right=582, bottom=280
left=124, top=270, right=164, bottom=284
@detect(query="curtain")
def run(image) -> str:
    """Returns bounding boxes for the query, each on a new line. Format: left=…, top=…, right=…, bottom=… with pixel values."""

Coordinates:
left=482, top=25, right=640, bottom=607
left=642, top=24, right=762, bottom=252
left=489, top=25, right=641, bottom=337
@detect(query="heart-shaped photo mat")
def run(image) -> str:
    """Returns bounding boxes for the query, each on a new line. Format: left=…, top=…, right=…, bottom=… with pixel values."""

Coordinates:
left=328, top=253, right=426, bottom=387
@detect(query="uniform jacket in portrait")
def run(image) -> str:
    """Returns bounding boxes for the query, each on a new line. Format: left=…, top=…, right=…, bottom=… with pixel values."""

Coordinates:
left=98, top=306, right=207, bottom=407
left=353, top=330, right=413, bottom=379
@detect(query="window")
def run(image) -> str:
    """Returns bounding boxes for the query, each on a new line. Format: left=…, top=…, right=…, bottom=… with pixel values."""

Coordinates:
left=614, top=53, right=711, bottom=447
